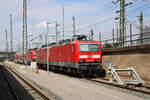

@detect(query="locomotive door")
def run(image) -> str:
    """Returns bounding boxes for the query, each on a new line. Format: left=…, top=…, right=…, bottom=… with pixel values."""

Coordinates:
left=72, top=44, right=76, bottom=62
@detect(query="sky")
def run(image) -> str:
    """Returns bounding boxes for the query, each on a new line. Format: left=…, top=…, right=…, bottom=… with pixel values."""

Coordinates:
left=0, top=0, right=150, bottom=51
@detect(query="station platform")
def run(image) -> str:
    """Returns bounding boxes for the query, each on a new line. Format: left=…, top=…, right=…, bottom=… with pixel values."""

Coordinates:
left=3, top=61, right=149, bottom=100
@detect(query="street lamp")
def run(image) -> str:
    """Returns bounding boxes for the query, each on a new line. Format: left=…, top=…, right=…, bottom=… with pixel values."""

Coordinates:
left=46, top=22, right=59, bottom=74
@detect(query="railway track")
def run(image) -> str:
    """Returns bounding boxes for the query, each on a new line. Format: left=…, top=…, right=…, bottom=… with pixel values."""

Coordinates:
left=0, top=65, right=19, bottom=100
left=85, top=78, right=150, bottom=96
left=1, top=63, right=51, bottom=100
left=2, top=61, right=150, bottom=99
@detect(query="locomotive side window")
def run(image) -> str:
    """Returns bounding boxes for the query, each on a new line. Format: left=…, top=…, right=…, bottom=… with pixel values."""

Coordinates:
left=72, top=44, right=75, bottom=52
left=33, top=51, right=36, bottom=55
left=79, top=43, right=100, bottom=52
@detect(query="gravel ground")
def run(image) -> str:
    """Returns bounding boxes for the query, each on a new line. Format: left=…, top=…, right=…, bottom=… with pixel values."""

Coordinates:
left=4, top=61, right=149, bottom=100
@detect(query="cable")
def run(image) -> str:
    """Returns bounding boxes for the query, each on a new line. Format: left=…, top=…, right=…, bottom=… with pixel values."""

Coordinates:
left=76, top=14, right=116, bottom=32
left=126, top=0, right=150, bottom=17
left=27, top=0, right=32, bottom=6
left=13, top=0, right=32, bottom=31
left=127, top=6, right=150, bottom=17
left=127, top=4, right=150, bottom=13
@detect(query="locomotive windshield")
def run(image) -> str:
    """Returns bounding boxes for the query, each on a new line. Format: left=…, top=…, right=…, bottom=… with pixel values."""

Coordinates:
left=79, top=43, right=100, bottom=52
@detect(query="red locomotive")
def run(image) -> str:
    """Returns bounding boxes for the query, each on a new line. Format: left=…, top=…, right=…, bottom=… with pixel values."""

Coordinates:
left=14, top=49, right=36, bottom=64
left=25, top=49, right=36, bottom=64
left=36, top=35, right=105, bottom=77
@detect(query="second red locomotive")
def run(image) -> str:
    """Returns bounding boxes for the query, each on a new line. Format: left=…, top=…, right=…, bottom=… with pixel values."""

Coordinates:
left=25, top=49, right=36, bottom=64
left=14, top=49, right=36, bottom=64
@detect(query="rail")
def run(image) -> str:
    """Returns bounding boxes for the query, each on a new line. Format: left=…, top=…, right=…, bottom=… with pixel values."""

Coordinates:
left=0, top=65, right=20, bottom=100
left=85, top=78, right=150, bottom=96
left=2, top=63, right=51, bottom=100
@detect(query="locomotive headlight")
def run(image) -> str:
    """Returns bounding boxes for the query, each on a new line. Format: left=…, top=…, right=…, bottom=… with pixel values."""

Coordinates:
left=79, top=55, right=88, bottom=58
left=80, top=59, right=82, bottom=62
left=92, top=55, right=100, bottom=58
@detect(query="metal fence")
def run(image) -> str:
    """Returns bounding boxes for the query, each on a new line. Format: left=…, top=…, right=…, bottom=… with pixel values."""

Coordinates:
left=101, top=32, right=150, bottom=49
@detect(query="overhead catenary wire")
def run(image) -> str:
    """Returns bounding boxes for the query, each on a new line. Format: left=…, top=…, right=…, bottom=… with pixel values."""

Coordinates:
left=76, top=14, right=116, bottom=33
left=13, top=0, right=32, bottom=32
left=127, top=4, right=150, bottom=13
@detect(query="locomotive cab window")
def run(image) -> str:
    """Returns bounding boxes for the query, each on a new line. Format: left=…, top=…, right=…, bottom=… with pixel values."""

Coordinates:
left=79, top=43, right=100, bottom=52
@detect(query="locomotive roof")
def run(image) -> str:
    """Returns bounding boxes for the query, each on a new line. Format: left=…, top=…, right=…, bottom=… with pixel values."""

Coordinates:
left=28, top=48, right=38, bottom=51
left=71, top=40, right=101, bottom=44
left=39, top=34, right=100, bottom=49
left=72, top=35, right=87, bottom=41
left=39, top=40, right=100, bottom=49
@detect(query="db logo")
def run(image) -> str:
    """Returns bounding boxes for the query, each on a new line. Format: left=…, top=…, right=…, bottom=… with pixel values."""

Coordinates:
left=88, top=55, right=92, bottom=58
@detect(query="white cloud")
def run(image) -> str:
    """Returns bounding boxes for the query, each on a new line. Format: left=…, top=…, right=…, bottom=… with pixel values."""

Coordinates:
left=34, top=21, right=55, bottom=29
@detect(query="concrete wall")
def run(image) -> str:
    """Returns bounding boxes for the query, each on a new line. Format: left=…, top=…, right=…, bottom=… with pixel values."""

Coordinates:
left=102, top=53, right=150, bottom=82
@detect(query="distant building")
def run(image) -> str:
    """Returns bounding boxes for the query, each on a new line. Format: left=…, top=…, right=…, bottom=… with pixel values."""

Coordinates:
left=137, top=26, right=150, bottom=45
